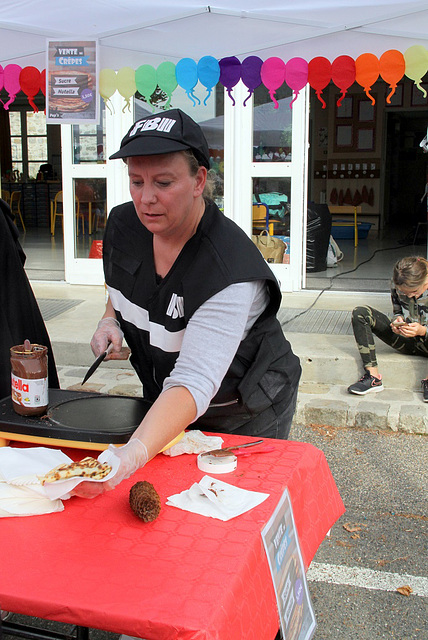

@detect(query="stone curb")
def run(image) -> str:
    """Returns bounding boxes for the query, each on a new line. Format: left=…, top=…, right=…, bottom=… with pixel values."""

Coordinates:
left=294, top=382, right=427, bottom=435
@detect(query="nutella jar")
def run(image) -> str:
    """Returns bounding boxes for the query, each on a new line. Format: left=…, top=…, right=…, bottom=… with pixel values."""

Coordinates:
left=10, top=342, right=48, bottom=416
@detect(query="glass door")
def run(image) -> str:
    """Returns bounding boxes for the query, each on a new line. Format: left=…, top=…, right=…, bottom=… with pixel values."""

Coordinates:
left=62, top=99, right=132, bottom=284
left=225, top=81, right=309, bottom=292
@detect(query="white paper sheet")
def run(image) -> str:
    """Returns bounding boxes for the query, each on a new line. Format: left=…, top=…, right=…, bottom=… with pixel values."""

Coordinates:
left=166, top=475, right=269, bottom=521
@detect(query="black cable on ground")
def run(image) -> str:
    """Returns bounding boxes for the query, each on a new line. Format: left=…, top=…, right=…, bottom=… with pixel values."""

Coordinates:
left=280, top=242, right=414, bottom=327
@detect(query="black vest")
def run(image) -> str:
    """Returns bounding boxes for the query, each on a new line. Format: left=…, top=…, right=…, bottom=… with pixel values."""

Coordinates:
left=103, top=201, right=301, bottom=433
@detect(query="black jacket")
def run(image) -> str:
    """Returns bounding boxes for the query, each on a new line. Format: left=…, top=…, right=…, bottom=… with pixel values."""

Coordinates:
left=103, top=201, right=301, bottom=433
left=0, top=199, right=59, bottom=399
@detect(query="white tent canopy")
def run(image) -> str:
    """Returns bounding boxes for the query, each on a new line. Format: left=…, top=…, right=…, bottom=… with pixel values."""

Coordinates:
left=1, top=1, right=428, bottom=69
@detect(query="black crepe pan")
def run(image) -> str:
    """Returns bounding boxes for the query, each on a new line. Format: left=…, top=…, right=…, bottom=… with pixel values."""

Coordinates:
left=0, top=389, right=152, bottom=444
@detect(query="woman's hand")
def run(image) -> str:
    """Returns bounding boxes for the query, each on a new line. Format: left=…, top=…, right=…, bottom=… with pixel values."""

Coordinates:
left=70, top=439, right=149, bottom=499
left=90, top=317, right=129, bottom=360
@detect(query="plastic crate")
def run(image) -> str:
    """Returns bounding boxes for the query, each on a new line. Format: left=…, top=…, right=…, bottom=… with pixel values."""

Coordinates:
left=331, top=221, right=372, bottom=240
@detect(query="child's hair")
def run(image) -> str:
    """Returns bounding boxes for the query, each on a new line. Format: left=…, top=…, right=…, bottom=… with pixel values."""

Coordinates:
left=392, top=256, right=428, bottom=289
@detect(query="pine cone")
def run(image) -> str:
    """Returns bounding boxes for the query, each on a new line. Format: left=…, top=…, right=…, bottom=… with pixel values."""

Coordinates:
left=129, top=481, right=161, bottom=522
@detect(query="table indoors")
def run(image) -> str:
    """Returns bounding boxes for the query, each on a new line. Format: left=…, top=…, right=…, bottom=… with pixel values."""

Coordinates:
left=0, top=433, right=345, bottom=640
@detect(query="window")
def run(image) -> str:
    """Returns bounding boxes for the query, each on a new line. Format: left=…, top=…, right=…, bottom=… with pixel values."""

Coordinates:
left=72, top=102, right=106, bottom=163
left=9, top=111, right=48, bottom=180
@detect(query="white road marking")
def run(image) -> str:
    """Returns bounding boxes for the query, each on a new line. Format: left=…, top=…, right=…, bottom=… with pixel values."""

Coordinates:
left=307, top=562, right=428, bottom=597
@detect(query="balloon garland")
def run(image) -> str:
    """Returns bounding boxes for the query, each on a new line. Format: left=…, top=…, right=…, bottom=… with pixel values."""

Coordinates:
left=1, top=46, right=428, bottom=111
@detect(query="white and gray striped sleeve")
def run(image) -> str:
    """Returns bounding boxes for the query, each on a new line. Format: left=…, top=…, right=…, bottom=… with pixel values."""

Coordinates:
left=162, top=279, right=270, bottom=420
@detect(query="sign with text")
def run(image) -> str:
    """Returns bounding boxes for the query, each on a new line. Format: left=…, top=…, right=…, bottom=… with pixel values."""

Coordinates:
left=46, top=40, right=99, bottom=124
left=262, top=488, right=316, bottom=640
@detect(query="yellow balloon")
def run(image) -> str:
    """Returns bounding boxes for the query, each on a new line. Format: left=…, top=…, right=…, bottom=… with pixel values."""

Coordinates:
left=116, top=66, right=137, bottom=110
left=99, top=68, right=117, bottom=113
left=99, top=68, right=117, bottom=99
left=404, top=45, right=428, bottom=97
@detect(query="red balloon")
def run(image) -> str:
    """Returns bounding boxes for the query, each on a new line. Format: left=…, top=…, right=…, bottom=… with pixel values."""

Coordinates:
left=355, top=53, right=379, bottom=105
left=380, top=50, right=405, bottom=103
left=331, top=55, right=356, bottom=106
left=20, top=66, right=41, bottom=112
left=308, top=57, right=331, bottom=108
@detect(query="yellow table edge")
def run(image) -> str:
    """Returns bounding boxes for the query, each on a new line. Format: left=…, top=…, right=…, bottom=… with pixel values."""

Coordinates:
left=0, top=430, right=185, bottom=453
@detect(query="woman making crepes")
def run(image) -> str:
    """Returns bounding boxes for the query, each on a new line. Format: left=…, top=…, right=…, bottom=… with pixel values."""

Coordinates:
left=74, top=108, right=301, bottom=496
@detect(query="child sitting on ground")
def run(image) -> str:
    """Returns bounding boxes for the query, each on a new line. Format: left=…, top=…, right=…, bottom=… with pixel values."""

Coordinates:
left=348, top=256, right=428, bottom=402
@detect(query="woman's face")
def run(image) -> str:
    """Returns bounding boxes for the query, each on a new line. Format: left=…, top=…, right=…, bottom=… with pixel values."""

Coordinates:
left=127, top=152, right=206, bottom=238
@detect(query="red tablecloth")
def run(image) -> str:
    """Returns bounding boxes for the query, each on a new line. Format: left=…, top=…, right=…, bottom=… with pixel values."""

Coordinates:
left=0, top=435, right=344, bottom=640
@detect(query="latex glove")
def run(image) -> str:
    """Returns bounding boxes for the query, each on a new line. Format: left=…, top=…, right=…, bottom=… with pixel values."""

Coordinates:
left=90, top=317, right=125, bottom=359
left=71, top=439, right=149, bottom=499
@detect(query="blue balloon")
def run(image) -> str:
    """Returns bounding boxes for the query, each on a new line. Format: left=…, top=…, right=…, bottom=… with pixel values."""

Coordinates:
left=175, top=58, right=200, bottom=106
left=197, top=56, right=220, bottom=105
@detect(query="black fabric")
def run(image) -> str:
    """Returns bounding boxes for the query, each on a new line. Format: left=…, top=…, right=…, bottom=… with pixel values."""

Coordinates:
left=306, top=202, right=332, bottom=273
left=0, top=199, right=59, bottom=399
left=103, top=200, right=301, bottom=435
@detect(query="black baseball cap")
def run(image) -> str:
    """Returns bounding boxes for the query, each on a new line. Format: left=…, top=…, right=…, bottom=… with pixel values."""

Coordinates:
left=109, top=108, right=210, bottom=169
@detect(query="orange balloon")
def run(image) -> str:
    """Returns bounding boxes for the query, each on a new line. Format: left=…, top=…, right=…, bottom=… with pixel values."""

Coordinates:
left=380, top=50, right=405, bottom=103
left=355, top=53, right=379, bottom=105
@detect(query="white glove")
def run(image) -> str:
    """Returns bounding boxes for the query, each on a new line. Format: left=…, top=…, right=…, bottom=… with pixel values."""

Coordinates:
left=90, top=317, right=124, bottom=358
left=71, top=439, right=149, bottom=499
left=106, top=439, right=149, bottom=488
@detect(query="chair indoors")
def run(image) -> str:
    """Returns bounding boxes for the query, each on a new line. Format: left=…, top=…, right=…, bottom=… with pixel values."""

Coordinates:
left=252, top=203, right=273, bottom=235
left=50, top=191, right=84, bottom=236
left=9, top=190, right=25, bottom=233
left=1, top=190, right=11, bottom=205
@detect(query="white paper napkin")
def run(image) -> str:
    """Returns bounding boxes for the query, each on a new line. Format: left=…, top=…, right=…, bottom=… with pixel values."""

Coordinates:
left=162, top=430, right=223, bottom=457
left=0, top=447, right=71, bottom=484
left=0, top=446, right=120, bottom=503
left=0, top=482, right=64, bottom=517
left=166, top=475, right=269, bottom=521
left=0, top=447, right=69, bottom=517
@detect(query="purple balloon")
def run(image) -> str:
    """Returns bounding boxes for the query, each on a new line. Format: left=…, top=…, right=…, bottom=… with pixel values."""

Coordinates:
left=219, top=56, right=241, bottom=105
left=241, top=56, right=263, bottom=106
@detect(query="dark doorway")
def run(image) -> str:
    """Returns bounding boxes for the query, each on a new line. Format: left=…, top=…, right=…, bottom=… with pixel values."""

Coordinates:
left=384, top=110, right=428, bottom=236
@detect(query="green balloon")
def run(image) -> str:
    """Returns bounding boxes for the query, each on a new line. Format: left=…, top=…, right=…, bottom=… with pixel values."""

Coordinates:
left=135, top=64, right=157, bottom=100
left=157, top=61, right=178, bottom=106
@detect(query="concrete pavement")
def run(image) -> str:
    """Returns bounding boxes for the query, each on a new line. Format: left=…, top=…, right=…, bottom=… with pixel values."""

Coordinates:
left=32, top=282, right=428, bottom=435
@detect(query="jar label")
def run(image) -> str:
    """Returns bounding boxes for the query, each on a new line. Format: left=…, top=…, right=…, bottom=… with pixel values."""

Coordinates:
left=11, top=374, right=48, bottom=408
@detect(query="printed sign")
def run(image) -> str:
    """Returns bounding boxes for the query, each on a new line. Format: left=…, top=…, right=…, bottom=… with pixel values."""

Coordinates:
left=262, top=488, right=316, bottom=640
left=46, top=40, right=99, bottom=124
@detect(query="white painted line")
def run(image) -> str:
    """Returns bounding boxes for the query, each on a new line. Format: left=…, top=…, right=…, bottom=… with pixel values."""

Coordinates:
left=307, top=562, right=428, bottom=597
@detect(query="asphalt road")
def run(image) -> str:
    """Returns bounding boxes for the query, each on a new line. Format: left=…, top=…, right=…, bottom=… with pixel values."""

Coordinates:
left=2, top=424, right=427, bottom=640
left=290, top=422, right=427, bottom=640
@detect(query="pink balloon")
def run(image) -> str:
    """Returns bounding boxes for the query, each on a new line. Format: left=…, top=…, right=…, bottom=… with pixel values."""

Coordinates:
left=0, top=65, right=3, bottom=92
left=4, top=64, right=22, bottom=109
left=261, top=57, right=286, bottom=108
left=285, top=57, right=308, bottom=107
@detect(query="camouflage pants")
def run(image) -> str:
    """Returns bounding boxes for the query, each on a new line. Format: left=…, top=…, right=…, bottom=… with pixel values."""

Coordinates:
left=351, top=305, right=428, bottom=369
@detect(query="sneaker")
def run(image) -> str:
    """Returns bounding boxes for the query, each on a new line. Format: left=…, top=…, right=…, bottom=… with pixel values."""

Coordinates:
left=348, top=371, right=384, bottom=395
left=421, top=379, right=428, bottom=403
